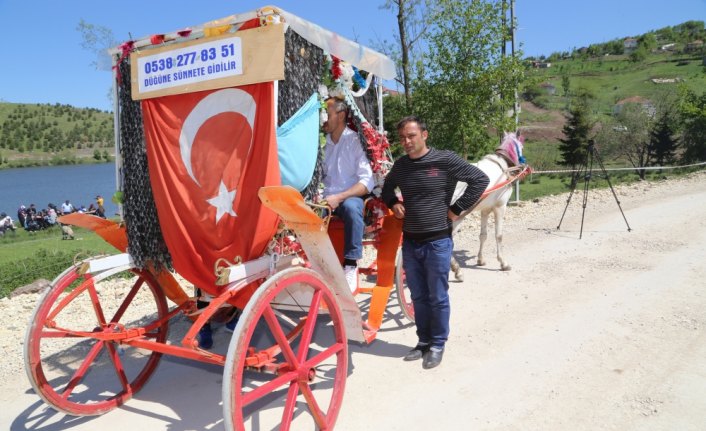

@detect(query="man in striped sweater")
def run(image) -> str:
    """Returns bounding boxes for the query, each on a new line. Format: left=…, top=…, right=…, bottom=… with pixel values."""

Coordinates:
left=382, top=116, right=489, bottom=369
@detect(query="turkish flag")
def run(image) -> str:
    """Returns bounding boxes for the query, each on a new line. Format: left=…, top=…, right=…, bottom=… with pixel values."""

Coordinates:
left=142, top=83, right=280, bottom=293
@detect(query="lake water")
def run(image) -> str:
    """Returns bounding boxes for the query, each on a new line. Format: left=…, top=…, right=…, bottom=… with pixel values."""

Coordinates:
left=0, top=163, right=119, bottom=218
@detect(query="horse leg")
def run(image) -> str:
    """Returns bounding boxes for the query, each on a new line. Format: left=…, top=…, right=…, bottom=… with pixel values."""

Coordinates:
left=494, top=205, right=511, bottom=271
left=450, top=255, right=463, bottom=282
left=450, top=216, right=464, bottom=281
left=477, top=210, right=490, bottom=267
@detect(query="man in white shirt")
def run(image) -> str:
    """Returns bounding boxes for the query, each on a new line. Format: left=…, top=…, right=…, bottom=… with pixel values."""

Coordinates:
left=322, top=97, right=374, bottom=293
left=60, top=200, right=74, bottom=215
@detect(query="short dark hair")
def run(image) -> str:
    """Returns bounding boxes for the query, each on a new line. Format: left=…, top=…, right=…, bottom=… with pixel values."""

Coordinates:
left=396, top=115, right=427, bottom=132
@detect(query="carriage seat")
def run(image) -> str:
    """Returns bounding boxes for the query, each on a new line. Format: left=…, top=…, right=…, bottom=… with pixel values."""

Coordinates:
left=327, top=196, right=384, bottom=235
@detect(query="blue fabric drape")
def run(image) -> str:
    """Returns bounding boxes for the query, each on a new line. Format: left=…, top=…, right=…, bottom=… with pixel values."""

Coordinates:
left=276, top=93, right=320, bottom=191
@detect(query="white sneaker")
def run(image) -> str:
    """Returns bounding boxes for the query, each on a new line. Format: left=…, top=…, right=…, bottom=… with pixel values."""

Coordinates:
left=343, top=265, right=358, bottom=294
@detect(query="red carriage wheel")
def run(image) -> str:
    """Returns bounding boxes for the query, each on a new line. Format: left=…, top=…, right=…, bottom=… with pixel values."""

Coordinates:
left=223, top=267, right=348, bottom=431
left=395, top=250, right=415, bottom=322
left=24, top=263, right=169, bottom=416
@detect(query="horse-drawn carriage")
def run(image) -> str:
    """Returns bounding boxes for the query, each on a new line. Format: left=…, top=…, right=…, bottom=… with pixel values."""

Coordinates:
left=23, top=6, right=409, bottom=430
left=23, top=6, right=530, bottom=429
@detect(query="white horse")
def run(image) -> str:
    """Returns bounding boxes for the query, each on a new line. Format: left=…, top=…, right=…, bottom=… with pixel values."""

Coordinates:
left=451, top=132, right=526, bottom=278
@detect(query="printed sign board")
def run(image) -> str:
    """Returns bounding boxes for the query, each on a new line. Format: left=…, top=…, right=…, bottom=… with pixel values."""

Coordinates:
left=130, top=24, right=284, bottom=100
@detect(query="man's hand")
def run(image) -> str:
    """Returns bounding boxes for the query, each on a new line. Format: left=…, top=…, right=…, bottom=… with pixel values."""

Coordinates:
left=447, top=209, right=459, bottom=222
left=392, top=202, right=406, bottom=219
left=325, top=194, right=344, bottom=210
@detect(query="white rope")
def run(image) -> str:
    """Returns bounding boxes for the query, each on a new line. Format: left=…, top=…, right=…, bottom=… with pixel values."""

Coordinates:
left=531, top=161, right=706, bottom=175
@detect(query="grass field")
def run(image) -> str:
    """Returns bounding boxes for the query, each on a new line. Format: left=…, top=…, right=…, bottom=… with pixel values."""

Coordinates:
left=0, top=223, right=118, bottom=298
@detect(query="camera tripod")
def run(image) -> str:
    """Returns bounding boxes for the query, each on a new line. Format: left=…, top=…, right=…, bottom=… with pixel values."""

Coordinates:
left=557, top=141, right=632, bottom=239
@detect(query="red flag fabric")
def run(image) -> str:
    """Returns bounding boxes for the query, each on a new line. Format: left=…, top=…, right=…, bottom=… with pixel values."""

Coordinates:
left=142, top=83, right=280, bottom=293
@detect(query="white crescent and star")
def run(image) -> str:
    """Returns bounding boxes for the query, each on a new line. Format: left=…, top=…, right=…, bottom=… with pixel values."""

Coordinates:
left=178, top=89, right=256, bottom=223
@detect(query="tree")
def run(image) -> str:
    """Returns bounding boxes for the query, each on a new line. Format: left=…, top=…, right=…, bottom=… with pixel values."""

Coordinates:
left=613, top=103, right=652, bottom=179
left=678, top=88, right=706, bottom=163
left=76, top=19, right=117, bottom=71
left=639, top=33, right=657, bottom=51
left=379, top=0, right=429, bottom=111
left=650, top=111, right=679, bottom=166
left=411, top=0, right=525, bottom=159
left=629, top=45, right=648, bottom=62
left=558, top=96, right=592, bottom=172
left=561, top=73, right=571, bottom=98
left=606, top=39, right=624, bottom=55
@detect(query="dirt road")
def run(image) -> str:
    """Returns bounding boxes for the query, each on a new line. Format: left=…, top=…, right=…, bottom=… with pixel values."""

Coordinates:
left=3, top=171, right=705, bottom=430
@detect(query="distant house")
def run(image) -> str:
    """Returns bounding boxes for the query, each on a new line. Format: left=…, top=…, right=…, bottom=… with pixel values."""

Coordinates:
left=383, top=87, right=401, bottom=97
left=686, top=40, right=704, bottom=52
left=531, top=61, right=552, bottom=68
left=613, top=96, right=656, bottom=117
left=624, top=38, right=638, bottom=52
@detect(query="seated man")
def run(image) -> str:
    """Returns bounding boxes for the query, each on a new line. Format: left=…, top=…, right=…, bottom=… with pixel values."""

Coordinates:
left=46, top=204, right=58, bottom=225
left=0, top=212, right=17, bottom=236
left=322, top=97, right=374, bottom=293
left=95, top=195, right=106, bottom=218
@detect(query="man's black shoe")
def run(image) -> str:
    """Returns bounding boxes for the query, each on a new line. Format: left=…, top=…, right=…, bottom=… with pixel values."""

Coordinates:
left=422, top=348, right=444, bottom=369
left=403, top=344, right=430, bottom=361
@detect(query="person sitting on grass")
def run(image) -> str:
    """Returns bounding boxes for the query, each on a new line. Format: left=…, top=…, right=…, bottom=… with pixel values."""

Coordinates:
left=46, top=205, right=58, bottom=226
left=0, top=212, right=17, bottom=236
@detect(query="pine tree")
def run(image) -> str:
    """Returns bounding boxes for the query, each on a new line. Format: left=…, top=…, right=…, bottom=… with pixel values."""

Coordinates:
left=649, top=112, right=678, bottom=166
left=558, top=100, right=592, bottom=172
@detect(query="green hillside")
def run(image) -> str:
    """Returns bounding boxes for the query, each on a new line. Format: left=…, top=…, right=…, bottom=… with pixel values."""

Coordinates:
left=527, top=52, right=706, bottom=114
left=519, top=20, right=706, bottom=169
left=0, top=102, right=114, bottom=169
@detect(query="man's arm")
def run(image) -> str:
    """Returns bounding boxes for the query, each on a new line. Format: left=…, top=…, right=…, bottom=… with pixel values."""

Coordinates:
left=324, top=182, right=369, bottom=209
left=446, top=152, right=489, bottom=216
left=381, top=163, right=406, bottom=219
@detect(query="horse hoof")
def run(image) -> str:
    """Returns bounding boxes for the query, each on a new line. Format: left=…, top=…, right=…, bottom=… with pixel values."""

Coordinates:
left=501, top=265, right=511, bottom=271
left=455, top=273, right=464, bottom=282
left=477, top=261, right=486, bottom=267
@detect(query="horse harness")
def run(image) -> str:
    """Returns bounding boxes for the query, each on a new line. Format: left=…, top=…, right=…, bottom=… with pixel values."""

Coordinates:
left=477, top=151, right=528, bottom=197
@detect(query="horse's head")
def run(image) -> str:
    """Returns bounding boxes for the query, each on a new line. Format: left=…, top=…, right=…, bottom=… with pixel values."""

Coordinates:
left=497, top=132, right=526, bottom=166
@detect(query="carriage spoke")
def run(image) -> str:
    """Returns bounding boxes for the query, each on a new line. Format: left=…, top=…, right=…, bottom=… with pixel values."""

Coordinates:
left=279, top=382, right=300, bottom=431
left=241, top=370, right=297, bottom=407
left=40, top=329, right=84, bottom=338
left=104, top=342, right=130, bottom=392
left=297, top=289, right=322, bottom=363
left=46, top=277, right=92, bottom=322
left=302, top=343, right=344, bottom=369
left=87, top=282, right=107, bottom=326
left=299, top=382, right=327, bottom=429
left=263, top=305, right=299, bottom=368
left=60, top=340, right=104, bottom=399
left=109, top=277, right=144, bottom=323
